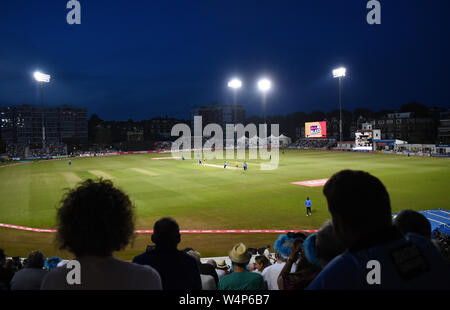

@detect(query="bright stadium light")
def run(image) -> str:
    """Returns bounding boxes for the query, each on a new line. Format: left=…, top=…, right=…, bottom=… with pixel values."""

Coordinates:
left=258, top=78, right=271, bottom=124
left=333, top=67, right=346, bottom=142
left=33, top=70, right=51, bottom=150
left=228, top=78, right=242, bottom=89
left=257, top=78, right=271, bottom=92
left=332, top=67, right=346, bottom=78
left=34, top=71, right=51, bottom=83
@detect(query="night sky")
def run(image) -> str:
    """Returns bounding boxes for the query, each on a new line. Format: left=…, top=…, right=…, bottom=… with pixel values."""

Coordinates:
left=1, top=0, right=449, bottom=121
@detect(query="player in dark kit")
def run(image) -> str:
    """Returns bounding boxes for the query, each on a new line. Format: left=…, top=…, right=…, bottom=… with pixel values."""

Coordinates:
left=243, top=162, right=247, bottom=171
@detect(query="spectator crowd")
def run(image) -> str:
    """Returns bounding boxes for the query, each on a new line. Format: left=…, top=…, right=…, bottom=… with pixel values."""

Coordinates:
left=291, top=138, right=336, bottom=149
left=1, top=170, right=449, bottom=290
left=5, top=143, right=67, bottom=159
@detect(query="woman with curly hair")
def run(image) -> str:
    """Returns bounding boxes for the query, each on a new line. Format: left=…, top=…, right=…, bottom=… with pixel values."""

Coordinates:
left=41, top=179, right=162, bottom=290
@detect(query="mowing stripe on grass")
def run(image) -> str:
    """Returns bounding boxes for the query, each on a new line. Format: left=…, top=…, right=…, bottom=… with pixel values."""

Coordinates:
left=88, top=170, right=115, bottom=180
left=61, top=172, right=82, bottom=183
left=130, top=168, right=159, bottom=176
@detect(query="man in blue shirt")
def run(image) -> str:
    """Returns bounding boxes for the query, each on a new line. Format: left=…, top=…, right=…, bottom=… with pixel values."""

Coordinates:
left=305, top=197, right=312, bottom=216
left=306, top=170, right=450, bottom=290
left=224, top=161, right=227, bottom=169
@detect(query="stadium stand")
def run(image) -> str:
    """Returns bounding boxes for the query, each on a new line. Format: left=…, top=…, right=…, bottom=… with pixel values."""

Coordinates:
left=6, top=143, right=67, bottom=159
left=290, top=138, right=336, bottom=149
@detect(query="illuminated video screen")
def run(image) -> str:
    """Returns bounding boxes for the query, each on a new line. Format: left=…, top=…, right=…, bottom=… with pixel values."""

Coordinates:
left=305, top=121, right=327, bottom=138
left=354, top=130, right=373, bottom=150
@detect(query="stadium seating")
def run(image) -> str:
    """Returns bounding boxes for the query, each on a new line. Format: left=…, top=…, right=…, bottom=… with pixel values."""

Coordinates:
left=1, top=225, right=449, bottom=290
left=290, top=138, right=336, bottom=149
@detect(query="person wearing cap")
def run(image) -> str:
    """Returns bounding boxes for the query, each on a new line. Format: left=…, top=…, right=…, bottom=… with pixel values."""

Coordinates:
left=215, top=259, right=230, bottom=280
left=218, top=243, right=265, bottom=290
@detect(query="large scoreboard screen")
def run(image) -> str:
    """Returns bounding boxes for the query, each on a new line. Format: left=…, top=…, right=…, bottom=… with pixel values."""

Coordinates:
left=305, top=121, right=327, bottom=138
left=354, top=130, right=373, bottom=150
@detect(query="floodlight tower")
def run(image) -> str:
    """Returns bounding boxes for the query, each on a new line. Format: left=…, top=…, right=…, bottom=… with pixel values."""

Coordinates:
left=332, top=67, right=346, bottom=142
left=257, top=78, right=271, bottom=124
left=228, top=78, right=242, bottom=125
left=34, top=71, right=51, bottom=149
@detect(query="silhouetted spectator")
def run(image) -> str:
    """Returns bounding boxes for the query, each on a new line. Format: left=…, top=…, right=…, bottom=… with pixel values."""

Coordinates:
left=11, top=251, right=47, bottom=290
left=195, top=253, right=219, bottom=285
left=5, top=259, right=16, bottom=272
left=218, top=243, right=265, bottom=290
left=133, top=217, right=202, bottom=290
left=314, top=220, right=346, bottom=268
left=41, top=179, right=162, bottom=290
left=432, top=231, right=450, bottom=265
left=306, top=170, right=450, bottom=290
left=12, top=257, right=23, bottom=271
left=206, top=259, right=217, bottom=268
left=393, top=209, right=432, bottom=239
left=186, top=250, right=216, bottom=290
left=0, top=249, right=14, bottom=290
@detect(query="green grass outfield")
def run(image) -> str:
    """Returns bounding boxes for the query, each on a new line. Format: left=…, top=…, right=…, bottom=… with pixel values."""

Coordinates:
left=0, top=150, right=449, bottom=260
